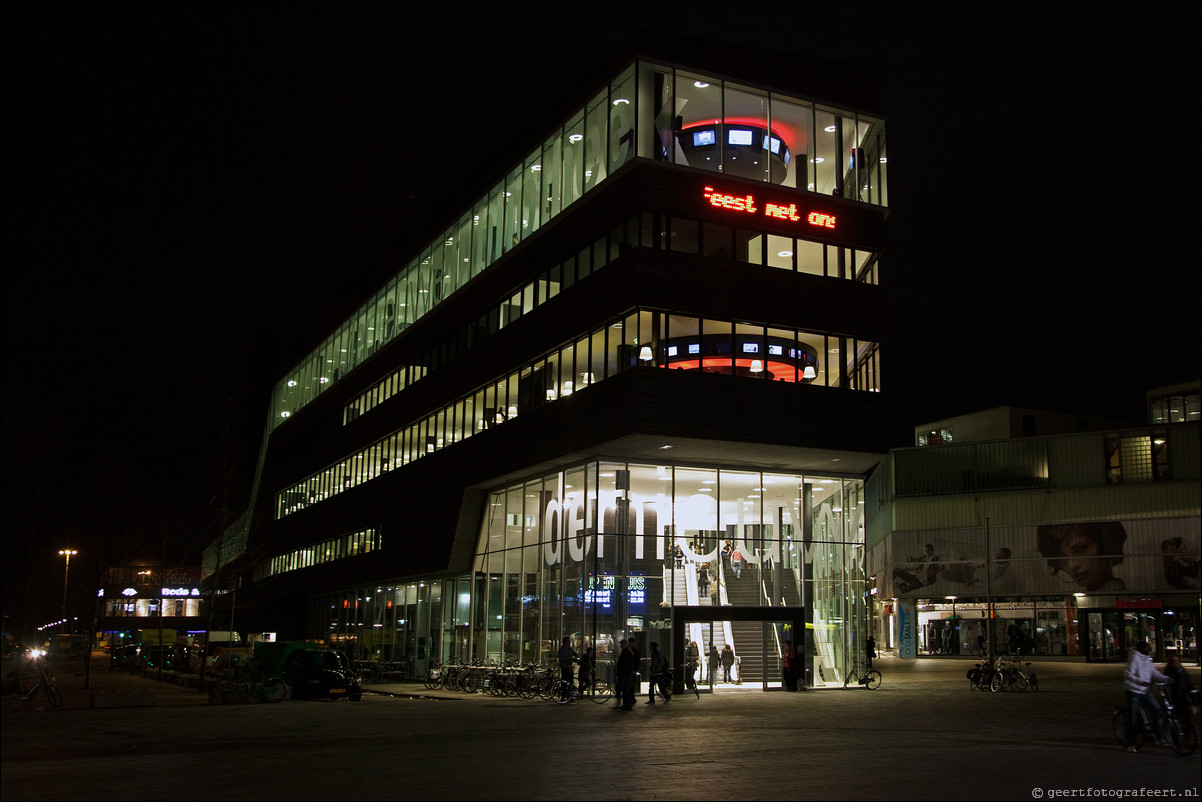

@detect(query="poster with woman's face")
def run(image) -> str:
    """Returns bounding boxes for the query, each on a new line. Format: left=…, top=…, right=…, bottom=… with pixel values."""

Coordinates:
left=880, top=517, right=1200, bottom=597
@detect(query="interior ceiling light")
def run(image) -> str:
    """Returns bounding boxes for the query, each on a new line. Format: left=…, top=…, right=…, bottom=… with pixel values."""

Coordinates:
left=824, top=125, right=837, bottom=132
left=778, top=251, right=793, bottom=258
left=612, top=98, right=629, bottom=105
left=569, top=134, right=583, bottom=143
left=694, top=81, right=709, bottom=88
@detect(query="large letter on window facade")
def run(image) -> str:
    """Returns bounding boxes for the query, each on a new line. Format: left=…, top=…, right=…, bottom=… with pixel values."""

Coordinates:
left=567, top=495, right=590, bottom=563
left=543, top=499, right=562, bottom=566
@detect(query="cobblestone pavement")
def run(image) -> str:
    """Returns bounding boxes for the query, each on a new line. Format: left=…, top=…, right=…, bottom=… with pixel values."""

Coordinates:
left=3, top=653, right=1199, bottom=801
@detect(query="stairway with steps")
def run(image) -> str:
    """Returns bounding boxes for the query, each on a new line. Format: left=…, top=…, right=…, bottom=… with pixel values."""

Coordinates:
left=722, top=570, right=766, bottom=684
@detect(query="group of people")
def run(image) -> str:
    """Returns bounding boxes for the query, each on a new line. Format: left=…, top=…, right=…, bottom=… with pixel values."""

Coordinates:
left=1122, top=641, right=1197, bottom=752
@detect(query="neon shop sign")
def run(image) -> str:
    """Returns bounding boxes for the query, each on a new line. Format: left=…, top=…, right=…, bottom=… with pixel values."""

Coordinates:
left=703, top=185, right=836, bottom=229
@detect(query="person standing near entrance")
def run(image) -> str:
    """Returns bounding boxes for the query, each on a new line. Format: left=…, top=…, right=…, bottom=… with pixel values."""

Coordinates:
left=782, top=639, right=798, bottom=691
left=614, top=639, right=635, bottom=711
left=684, top=640, right=701, bottom=697
left=578, top=646, right=596, bottom=691
left=707, top=644, right=720, bottom=685
left=866, top=634, right=877, bottom=669
left=558, top=636, right=578, bottom=688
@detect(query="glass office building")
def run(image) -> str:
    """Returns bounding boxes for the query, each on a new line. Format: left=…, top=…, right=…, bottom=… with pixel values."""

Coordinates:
left=228, top=36, right=890, bottom=689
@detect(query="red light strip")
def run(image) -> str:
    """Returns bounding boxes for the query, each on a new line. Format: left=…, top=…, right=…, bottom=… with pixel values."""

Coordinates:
left=704, top=185, right=836, bottom=230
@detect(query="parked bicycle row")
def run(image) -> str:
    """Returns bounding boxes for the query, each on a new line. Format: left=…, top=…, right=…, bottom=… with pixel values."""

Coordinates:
left=967, top=655, right=1039, bottom=692
left=422, top=660, right=611, bottom=700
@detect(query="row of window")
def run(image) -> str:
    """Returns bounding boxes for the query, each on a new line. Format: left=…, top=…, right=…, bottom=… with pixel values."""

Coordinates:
left=102, top=598, right=201, bottom=618
left=278, top=308, right=881, bottom=519
left=343, top=210, right=879, bottom=424
left=270, top=57, right=886, bottom=429
left=254, top=528, right=381, bottom=581
left=1149, top=390, right=1201, bottom=424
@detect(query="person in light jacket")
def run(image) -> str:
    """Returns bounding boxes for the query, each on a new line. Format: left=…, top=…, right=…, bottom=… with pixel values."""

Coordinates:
left=1123, top=641, right=1169, bottom=752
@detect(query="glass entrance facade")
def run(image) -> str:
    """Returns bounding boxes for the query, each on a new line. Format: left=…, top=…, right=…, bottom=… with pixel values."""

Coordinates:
left=468, top=460, right=867, bottom=687
left=307, top=460, right=868, bottom=688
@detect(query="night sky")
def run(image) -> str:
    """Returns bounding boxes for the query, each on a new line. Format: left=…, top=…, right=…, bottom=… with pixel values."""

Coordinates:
left=3, top=1, right=1199, bottom=633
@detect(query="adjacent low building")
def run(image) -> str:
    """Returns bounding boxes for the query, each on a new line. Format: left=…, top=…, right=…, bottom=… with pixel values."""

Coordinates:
left=867, top=400, right=1201, bottom=663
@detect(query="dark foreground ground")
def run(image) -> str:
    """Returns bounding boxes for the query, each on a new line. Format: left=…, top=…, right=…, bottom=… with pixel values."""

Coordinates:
left=2, top=653, right=1199, bottom=801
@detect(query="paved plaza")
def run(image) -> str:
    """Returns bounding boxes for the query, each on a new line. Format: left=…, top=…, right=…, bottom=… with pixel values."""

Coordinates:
left=2, top=654, right=1199, bottom=801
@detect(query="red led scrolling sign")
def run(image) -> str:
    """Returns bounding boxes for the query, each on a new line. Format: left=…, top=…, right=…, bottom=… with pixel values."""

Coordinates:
left=703, top=185, right=836, bottom=229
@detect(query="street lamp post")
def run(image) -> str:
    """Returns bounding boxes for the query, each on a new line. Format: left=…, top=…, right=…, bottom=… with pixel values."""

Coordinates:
left=58, top=549, right=78, bottom=624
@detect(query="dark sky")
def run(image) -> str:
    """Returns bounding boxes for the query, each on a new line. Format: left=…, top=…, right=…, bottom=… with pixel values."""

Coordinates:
left=3, top=1, right=1199, bottom=631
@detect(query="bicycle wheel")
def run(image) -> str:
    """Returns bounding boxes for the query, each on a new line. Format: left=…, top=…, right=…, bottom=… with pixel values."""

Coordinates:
left=261, top=677, right=286, bottom=703
left=588, top=680, right=611, bottom=704
left=989, top=672, right=1003, bottom=693
left=43, top=682, right=63, bottom=708
left=863, top=670, right=882, bottom=690
left=1012, top=674, right=1029, bottom=691
left=1113, top=707, right=1149, bottom=749
left=551, top=679, right=573, bottom=704
left=1167, top=715, right=1197, bottom=756
left=231, top=681, right=250, bottom=704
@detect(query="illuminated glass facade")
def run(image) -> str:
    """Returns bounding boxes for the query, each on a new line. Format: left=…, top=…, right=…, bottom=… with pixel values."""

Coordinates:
left=234, top=39, right=890, bottom=690
left=268, top=57, right=886, bottom=427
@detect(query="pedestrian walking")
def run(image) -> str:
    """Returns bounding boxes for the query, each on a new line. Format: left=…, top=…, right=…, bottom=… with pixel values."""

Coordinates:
left=721, top=644, right=735, bottom=683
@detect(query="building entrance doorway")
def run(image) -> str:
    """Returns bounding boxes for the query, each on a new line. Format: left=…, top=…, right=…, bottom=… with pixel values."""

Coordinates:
left=670, top=605, right=805, bottom=691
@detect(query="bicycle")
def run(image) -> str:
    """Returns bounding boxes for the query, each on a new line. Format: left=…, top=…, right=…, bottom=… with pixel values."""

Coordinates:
left=550, top=678, right=580, bottom=704
left=576, top=671, right=612, bottom=704
left=648, top=670, right=673, bottom=703
left=967, top=659, right=995, bottom=691
left=1112, top=682, right=1197, bottom=756
left=990, top=656, right=1029, bottom=692
left=843, top=660, right=882, bottom=690
left=9, top=666, right=63, bottom=708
